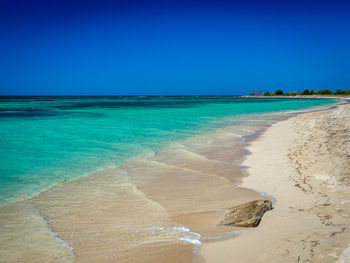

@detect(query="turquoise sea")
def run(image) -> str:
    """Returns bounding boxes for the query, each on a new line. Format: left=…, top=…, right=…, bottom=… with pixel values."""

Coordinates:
left=0, top=96, right=335, bottom=205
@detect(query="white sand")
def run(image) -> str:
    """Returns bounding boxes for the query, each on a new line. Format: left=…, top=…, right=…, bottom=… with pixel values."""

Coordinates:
left=201, top=104, right=350, bottom=263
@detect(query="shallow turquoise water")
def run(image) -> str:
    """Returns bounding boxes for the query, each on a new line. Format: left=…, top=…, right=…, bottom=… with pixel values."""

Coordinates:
left=0, top=96, right=335, bottom=205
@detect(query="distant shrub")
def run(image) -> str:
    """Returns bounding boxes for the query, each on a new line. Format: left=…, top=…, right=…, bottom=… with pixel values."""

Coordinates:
left=247, top=88, right=348, bottom=96
left=317, top=89, right=333, bottom=95
left=335, top=89, right=350, bottom=95
left=274, top=89, right=284, bottom=95
left=336, top=89, right=344, bottom=94
left=284, top=92, right=299, bottom=96
left=301, top=89, right=310, bottom=95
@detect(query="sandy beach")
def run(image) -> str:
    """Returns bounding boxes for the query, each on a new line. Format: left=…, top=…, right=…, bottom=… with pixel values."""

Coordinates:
left=201, top=102, right=350, bottom=262
left=0, top=100, right=349, bottom=263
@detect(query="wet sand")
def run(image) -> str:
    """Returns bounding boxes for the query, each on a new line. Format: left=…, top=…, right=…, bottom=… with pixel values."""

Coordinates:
left=0, top=114, right=280, bottom=263
left=201, top=103, right=350, bottom=262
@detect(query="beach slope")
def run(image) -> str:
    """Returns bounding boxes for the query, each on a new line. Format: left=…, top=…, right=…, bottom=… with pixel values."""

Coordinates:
left=201, top=104, right=350, bottom=262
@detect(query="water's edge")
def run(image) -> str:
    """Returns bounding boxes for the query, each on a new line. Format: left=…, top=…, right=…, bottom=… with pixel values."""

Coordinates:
left=0, top=98, right=341, bottom=263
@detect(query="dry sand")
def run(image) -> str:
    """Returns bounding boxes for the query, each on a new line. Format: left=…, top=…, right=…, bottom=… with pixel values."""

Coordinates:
left=201, top=103, right=350, bottom=263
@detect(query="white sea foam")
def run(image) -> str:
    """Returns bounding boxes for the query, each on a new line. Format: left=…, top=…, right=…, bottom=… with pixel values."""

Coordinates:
left=202, top=230, right=240, bottom=241
left=234, top=162, right=246, bottom=167
left=241, top=128, right=254, bottom=133
left=176, top=226, right=203, bottom=260
left=238, top=184, right=276, bottom=204
left=226, top=132, right=243, bottom=138
left=137, top=225, right=202, bottom=246
left=172, top=226, right=191, bottom=232
left=50, top=231, right=74, bottom=251
left=179, top=236, right=202, bottom=245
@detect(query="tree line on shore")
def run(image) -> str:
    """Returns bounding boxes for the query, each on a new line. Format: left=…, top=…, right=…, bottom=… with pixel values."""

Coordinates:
left=249, top=89, right=350, bottom=96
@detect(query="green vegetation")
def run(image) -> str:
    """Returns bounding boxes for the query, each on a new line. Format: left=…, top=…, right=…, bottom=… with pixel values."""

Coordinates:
left=274, top=89, right=284, bottom=95
left=255, top=89, right=350, bottom=96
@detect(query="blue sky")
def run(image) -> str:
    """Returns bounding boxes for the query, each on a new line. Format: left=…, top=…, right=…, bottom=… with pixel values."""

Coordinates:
left=1, top=0, right=349, bottom=95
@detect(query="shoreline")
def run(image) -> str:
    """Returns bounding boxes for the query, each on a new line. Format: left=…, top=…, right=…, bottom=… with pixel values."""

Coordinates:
left=0, top=97, right=337, bottom=209
left=0, top=100, right=341, bottom=263
left=0, top=110, right=272, bottom=263
left=201, top=103, right=350, bottom=262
